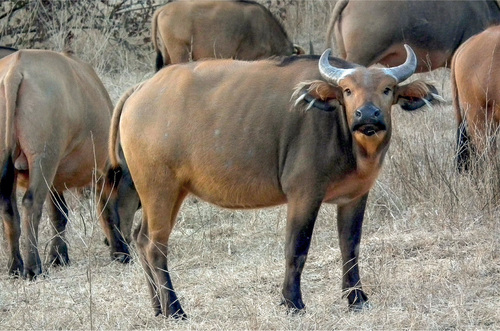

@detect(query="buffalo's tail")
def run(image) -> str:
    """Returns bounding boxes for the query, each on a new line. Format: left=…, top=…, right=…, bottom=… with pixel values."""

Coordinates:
left=451, top=49, right=471, bottom=171
left=2, top=53, right=22, bottom=158
left=325, top=0, right=349, bottom=58
left=152, top=8, right=164, bottom=71
left=109, top=84, right=139, bottom=168
left=0, top=53, right=22, bottom=208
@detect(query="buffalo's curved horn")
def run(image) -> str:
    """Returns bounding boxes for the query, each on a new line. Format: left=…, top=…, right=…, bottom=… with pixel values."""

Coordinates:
left=318, top=48, right=355, bottom=85
left=382, top=44, right=417, bottom=83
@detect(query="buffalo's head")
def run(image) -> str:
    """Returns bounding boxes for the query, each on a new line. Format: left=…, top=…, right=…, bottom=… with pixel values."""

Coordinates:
left=294, top=45, right=438, bottom=157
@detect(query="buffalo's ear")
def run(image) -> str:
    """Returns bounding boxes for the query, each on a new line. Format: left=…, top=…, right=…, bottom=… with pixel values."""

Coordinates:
left=293, top=44, right=306, bottom=55
left=307, top=81, right=342, bottom=101
left=395, top=80, right=440, bottom=111
left=292, top=80, right=342, bottom=112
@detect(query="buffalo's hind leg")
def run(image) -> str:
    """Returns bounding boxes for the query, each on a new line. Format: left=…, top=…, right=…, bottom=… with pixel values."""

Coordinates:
left=135, top=183, right=187, bottom=318
left=22, top=157, right=58, bottom=279
left=135, top=212, right=162, bottom=316
left=337, top=194, right=369, bottom=311
left=0, top=155, right=23, bottom=276
left=47, top=190, right=70, bottom=266
left=21, top=188, right=45, bottom=279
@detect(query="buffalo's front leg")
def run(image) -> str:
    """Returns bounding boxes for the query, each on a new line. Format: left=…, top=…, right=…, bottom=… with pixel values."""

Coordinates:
left=281, top=197, right=322, bottom=311
left=47, top=191, right=70, bottom=266
left=337, top=194, right=369, bottom=310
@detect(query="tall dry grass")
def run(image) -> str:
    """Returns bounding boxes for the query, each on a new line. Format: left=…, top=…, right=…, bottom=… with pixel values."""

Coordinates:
left=1, top=0, right=499, bottom=329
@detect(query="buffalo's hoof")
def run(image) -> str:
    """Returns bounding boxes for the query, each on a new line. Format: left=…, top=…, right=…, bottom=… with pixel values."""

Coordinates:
left=348, top=300, right=371, bottom=312
left=155, top=308, right=187, bottom=320
left=8, top=260, right=24, bottom=278
left=23, top=254, right=42, bottom=280
left=280, top=297, right=306, bottom=314
left=48, top=253, right=70, bottom=267
left=23, top=265, right=43, bottom=280
left=166, top=301, right=187, bottom=319
left=285, top=306, right=306, bottom=315
left=346, top=289, right=369, bottom=312
left=170, top=310, right=188, bottom=320
left=48, top=247, right=70, bottom=267
left=112, top=252, right=131, bottom=264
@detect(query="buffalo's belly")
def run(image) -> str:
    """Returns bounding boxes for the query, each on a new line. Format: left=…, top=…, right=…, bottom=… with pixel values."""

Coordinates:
left=13, top=147, right=104, bottom=192
left=377, top=43, right=451, bottom=72
left=182, top=166, right=286, bottom=209
left=16, top=168, right=93, bottom=192
left=51, top=147, right=106, bottom=191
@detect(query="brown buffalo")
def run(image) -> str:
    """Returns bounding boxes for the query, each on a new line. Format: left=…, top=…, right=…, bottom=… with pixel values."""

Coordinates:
left=327, top=0, right=500, bottom=72
left=0, top=49, right=118, bottom=278
left=0, top=46, right=17, bottom=60
left=452, top=25, right=500, bottom=171
left=152, top=0, right=303, bottom=71
left=108, top=46, right=437, bottom=317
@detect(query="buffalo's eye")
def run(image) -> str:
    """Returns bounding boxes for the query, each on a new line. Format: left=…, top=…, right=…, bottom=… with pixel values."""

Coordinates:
left=344, top=88, right=352, bottom=96
left=383, top=87, right=392, bottom=95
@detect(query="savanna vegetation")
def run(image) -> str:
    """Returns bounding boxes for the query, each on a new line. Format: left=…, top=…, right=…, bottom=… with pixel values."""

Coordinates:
left=0, top=0, right=499, bottom=329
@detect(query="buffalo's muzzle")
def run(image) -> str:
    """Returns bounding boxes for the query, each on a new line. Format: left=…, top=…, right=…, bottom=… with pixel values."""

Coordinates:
left=352, top=104, right=387, bottom=136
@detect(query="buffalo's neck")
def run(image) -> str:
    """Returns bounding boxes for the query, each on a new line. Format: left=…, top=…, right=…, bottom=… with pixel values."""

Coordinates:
left=278, top=108, right=389, bottom=203
left=278, top=108, right=356, bottom=186
left=352, top=129, right=391, bottom=175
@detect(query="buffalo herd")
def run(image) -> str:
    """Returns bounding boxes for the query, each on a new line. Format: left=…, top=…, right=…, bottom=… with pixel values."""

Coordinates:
left=0, top=0, right=498, bottom=320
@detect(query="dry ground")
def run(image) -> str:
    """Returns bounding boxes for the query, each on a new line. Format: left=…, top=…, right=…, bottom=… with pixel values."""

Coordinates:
left=1, top=1, right=499, bottom=330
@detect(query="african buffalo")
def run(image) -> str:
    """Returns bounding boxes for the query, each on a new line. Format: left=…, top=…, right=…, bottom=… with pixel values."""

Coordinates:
left=0, top=49, right=120, bottom=278
left=0, top=46, right=17, bottom=60
left=108, top=45, right=437, bottom=317
left=327, top=0, right=500, bottom=72
left=452, top=25, right=500, bottom=171
left=152, top=0, right=304, bottom=71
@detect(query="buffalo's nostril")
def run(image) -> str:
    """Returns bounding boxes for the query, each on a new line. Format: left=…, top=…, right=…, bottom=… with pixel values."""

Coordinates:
left=355, top=109, right=362, bottom=118
left=373, top=110, right=380, bottom=117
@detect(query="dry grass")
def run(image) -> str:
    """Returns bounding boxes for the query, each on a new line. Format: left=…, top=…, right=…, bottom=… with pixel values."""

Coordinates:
left=1, top=0, right=500, bottom=330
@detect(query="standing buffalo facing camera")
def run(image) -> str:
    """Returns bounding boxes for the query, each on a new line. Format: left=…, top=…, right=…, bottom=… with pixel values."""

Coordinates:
left=109, top=45, right=437, bottom=317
